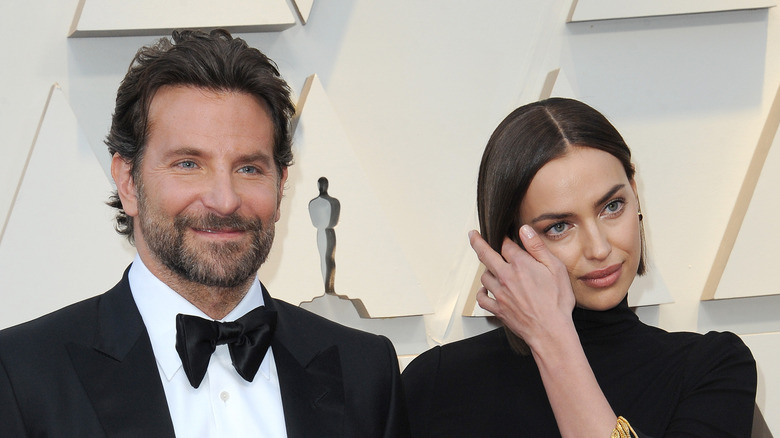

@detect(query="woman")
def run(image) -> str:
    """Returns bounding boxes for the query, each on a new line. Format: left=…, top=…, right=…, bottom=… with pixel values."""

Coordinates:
left=402, top=98, right=756, bottom=437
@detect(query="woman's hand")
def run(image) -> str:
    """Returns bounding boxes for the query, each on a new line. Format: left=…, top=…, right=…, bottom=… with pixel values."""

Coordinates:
left=469, top=225, right=576, bottom=348
left=470, top=225, right=618, bottom=438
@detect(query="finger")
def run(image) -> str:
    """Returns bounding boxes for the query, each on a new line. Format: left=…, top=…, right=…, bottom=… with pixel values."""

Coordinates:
left=475, top=287, right=500, bottom=315
left=469, top=230, right=507, bottom=271
left=517, top=224, right=561, bottom=271
left=499, top=236, right=532, bottom=264
left=478, top=269, right=503, bottom=299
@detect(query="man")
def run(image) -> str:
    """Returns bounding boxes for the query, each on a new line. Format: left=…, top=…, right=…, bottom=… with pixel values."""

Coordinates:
left=0, top=29, right=409, bottom=437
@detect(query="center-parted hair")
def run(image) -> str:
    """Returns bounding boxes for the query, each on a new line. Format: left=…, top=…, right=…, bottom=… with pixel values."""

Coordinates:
left=105, top=29, right=295, bottom=243
left=476, top=97, right=646, bottom=353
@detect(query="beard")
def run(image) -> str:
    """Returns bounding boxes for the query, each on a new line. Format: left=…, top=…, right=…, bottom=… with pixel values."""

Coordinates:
left=136, top=188, right=275, bottom=289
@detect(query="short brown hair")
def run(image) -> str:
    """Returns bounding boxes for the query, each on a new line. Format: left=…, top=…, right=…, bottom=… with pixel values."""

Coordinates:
left=105, top=29, right=294, bottom=242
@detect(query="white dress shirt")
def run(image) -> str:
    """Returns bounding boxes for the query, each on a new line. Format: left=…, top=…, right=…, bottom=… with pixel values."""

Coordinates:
left=129, top=255, right=288, bottom=437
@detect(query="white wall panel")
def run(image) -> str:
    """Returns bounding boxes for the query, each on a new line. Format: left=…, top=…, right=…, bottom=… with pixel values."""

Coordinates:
left=291, top=0, right=315, bottom=24
left=1, top=1, right=779, bottom=432
left=707, top=84, right=780, bottom=299
left=259, top=75, right=432, bottom=317
left=70, top=0, right=295, bottom=37
left=0, top=85, right=134, bottom=328
left=569, top=0, right=776, bottom=23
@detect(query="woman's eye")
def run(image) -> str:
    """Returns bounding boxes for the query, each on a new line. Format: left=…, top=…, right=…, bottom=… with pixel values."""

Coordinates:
left=545, top=222, right=570, bottom=236
left=603, top=199, right=625, bottom=215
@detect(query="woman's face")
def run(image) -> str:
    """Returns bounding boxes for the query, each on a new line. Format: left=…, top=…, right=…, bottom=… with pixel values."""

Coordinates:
left=518, top=146, right=641, bottom=311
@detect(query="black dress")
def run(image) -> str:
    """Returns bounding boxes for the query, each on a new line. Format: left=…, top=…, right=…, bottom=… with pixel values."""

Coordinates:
left=402, top=298, right=756, bottom=437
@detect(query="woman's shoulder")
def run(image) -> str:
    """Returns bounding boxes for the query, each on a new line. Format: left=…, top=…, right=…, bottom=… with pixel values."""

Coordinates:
left=641, top=324, right=752, bottom=357
left=681, top=331, right=756, bottom=379
left=693, top=330, right=753, bottom=354
left=403, top=328, right=514, bottom=377
left=402, top=328, right=550, bottom=437
left=635, top=325, right=756, bottom=383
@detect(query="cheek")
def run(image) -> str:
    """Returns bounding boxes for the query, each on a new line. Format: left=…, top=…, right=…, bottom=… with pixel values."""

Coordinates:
left=623, top=218, right=641, bottom=250
left=243, top=190, right=281, bottom=218
left=613, top=220, right=642, bottom=266
left=545, top=241, right=579, bottom=275
left=145, top=183, right=200, bottom=219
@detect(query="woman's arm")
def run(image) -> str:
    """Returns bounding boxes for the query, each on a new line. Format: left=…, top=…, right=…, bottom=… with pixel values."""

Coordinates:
left=470, top=226, right=626, bottom=438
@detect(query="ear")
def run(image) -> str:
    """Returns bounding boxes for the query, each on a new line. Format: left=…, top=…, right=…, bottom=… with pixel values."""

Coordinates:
left=275, top=166, right=288, bottom=222
left=111, top=153, right=139, bottom=217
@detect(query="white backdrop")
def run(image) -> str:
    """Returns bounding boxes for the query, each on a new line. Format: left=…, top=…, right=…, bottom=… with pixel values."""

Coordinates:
left=1, top=0, right=779, bottom=434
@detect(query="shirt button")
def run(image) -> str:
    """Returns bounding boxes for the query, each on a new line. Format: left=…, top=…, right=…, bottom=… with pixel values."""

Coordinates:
left=220, top=391, right=230, bottom=402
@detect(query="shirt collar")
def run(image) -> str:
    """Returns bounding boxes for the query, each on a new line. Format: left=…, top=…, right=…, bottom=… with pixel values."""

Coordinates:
left=128, top=254, right=269, bottom=382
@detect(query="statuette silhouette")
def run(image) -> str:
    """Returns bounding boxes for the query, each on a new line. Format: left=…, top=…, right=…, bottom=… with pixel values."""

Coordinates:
left=308, top=177, right=340, bottom=294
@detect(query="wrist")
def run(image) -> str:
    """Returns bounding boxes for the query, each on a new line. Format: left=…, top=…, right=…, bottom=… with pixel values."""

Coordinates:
left=523, top=314, right=578, bottom=357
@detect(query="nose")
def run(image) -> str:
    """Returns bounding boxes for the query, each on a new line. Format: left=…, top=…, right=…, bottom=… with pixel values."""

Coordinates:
left=201, top=171, right=241, bottom=216
left=580, top=222, right=611, bottom=261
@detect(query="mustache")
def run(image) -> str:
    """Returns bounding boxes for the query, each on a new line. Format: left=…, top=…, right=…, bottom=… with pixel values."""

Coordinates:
left=174, top=213, right=263, bottom=232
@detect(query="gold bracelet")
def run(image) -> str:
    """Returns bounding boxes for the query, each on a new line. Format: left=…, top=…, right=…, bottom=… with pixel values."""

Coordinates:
left=610, top=416, right=638, bottom=438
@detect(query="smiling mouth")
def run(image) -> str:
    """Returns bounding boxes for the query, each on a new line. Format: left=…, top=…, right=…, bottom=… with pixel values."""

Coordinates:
left=579, top=263, right=622, bottom=288
left=191, top=227, right=246, bottom=239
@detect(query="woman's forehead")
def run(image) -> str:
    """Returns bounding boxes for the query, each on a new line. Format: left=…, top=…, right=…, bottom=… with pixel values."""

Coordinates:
left=521, top=147, right=631, bottom=215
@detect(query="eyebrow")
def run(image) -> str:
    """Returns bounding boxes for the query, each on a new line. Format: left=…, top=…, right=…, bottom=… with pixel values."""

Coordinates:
left=594, top=184, right=625, bottom=208
left=239, top=152, right=273, bottom=166
left=164, top=147, right=203, bottom=159
left=529, top=183, right=626, bottom=224
left=530, top=212, right=572, bottom=224
left=163, top=148, right=273, bottom=166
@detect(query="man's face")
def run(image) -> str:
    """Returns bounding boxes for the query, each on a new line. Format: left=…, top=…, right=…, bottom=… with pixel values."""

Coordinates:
left=114, top=85, right=286, bottom=288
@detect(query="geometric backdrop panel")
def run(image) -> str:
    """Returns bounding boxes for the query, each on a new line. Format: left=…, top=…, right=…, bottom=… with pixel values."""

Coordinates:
left=708, top=87, right=780, bottom=299
left=703, top=83, right=780, bottom=300
left=567, top=0, right=777, bottom=23
left=70, top=0, right=295, bottom=37
left=291, top=0, right=316, bottom=24
left=0, top=85, right=134, bottom=329
left=259, top=75, right=432, bottom=318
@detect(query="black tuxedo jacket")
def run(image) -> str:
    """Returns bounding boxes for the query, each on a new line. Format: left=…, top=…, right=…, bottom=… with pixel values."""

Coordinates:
left=0, top=268, right=410, bottom=437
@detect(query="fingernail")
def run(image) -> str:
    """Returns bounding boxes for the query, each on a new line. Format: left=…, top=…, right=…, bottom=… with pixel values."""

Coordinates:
left=521, top=225, right=535, bottom=239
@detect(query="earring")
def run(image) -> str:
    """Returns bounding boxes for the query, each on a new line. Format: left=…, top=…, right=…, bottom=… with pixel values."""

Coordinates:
left=638, top=211, right=643, bottom=221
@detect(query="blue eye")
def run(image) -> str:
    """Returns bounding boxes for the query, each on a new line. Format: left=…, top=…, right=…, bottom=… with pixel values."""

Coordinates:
left=177, top=160, right=198, bottom=169
left=238, top=166, right=260, bottom=174
left=545, top=222, right=571, bottom=237
left=602, top=199, right=625, bottom=216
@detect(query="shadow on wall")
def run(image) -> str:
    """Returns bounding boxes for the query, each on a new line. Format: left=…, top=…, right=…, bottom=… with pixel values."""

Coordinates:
left=753, top=405, right=774, bottom=438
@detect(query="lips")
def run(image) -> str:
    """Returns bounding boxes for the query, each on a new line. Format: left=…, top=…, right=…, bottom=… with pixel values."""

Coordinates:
left=579, top=263, right=622, bottom=289
left=191, top=227, right=246, bottom=241
left=194, top=227, right=241, bottom=233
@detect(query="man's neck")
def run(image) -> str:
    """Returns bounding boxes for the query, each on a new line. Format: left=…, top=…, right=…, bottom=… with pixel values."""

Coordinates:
left=167, top=275, right=253, bottom=320
left=139, top=255, right=254, bottom=320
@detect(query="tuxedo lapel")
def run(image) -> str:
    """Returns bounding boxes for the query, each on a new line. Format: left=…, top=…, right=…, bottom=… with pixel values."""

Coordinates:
left=274, top=341, right=345, bottom=437
left=67, top=271, right=175, bottom=437
left=263, top=287, right=346, bottom=438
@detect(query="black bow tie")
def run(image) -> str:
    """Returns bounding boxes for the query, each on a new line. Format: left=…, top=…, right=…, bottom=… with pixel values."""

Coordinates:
left=175, top=306, right=277, bottom=388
